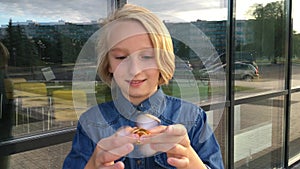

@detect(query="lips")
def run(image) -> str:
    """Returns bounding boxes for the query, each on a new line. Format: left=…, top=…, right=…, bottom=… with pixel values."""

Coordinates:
left=127, top=79, right=146, bottom=87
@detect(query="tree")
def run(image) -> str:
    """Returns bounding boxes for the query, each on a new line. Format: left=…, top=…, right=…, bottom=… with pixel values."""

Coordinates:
left=293, top=32, right=300, bottom=59
left=248, top=1, right=286, bottom=63
left=3, top=19, right=39, bottom=67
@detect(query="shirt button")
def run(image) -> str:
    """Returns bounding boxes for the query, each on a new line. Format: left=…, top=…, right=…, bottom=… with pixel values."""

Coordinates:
left=137, top=159, right=142, bottom=165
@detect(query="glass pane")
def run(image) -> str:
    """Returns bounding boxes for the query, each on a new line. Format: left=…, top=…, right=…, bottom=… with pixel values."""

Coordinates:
left=128, top=0, right=227, bottom=105
left=234, top=0, right=286, bottom=98
left=292, top=0, right=300, bottom=88
left=289, top=93, right=300, bottom=164
left=234, top=97, right=284, bottom=168
left=206, top=108, right=227, bottom=162
left=127, top=0, right=228, bottom=163
left=290, top=0, right=300, bottom=164
left=0, top=1, right=107, bottom=140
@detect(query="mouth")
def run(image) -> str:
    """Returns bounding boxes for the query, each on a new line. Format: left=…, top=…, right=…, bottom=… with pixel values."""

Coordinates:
left=127, top=79, right=146, bottom=87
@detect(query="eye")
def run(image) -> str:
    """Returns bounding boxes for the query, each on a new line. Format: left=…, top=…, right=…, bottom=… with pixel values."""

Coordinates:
left=141, top=55, right=154, bottom=59
left=139, top=49, right=155, bottom=60
left=115, top=56, right=128, bottom=60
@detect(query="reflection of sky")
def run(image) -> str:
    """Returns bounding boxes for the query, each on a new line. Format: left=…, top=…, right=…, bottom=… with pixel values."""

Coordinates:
left=0, top=0, right=107, bottom=26
left=0, top=0, right=299, bottom=33
left=129, top=0, right=227, bottom=22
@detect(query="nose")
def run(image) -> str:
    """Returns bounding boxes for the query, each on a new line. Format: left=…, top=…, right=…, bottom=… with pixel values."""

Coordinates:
left=128, top=56, right=142, bottom=76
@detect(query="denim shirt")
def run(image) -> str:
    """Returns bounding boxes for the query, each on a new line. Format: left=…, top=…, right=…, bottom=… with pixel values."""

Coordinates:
left=63, top=89, right=224, bottom=169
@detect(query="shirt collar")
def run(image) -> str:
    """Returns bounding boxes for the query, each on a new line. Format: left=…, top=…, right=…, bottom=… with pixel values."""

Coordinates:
left=113, top=87, right=166, bottom=121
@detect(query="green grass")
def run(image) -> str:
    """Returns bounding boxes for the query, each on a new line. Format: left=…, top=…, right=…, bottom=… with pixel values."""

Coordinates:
left=45, top=81, right=256, bottom=104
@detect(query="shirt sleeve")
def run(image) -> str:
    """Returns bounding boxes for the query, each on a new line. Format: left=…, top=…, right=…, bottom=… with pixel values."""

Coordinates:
left=190, top=108, right=225, bottom=169
left=63, top=123, right=96, bottom=169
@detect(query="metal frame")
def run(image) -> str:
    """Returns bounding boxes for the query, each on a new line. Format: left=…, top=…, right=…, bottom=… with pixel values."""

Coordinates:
left=284, top=0, right=293, bottom=168
left=226, top=0, right=235, bottom=168
left=0, top=128, right=76, bottom=156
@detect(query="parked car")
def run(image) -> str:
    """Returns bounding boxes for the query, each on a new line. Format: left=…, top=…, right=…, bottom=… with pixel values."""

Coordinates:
left=236, top=60, right=259, bottom=70
left=195, top=62, right=259, bottom=81
left=234, top=62, right=259, bottom=81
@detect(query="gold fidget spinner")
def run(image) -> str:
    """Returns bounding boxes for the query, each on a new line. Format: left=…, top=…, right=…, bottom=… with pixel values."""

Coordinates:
left=132, top=127, right=150, bottom=137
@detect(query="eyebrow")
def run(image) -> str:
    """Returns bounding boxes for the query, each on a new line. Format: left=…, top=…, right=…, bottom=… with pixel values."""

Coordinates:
left=109, top=48, right=127, bottom=52
left=109, top=47, right=154, bottom=53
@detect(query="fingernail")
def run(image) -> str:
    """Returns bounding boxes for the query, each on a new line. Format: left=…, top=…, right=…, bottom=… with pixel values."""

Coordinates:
left=132, top=133, right=139, bottom=139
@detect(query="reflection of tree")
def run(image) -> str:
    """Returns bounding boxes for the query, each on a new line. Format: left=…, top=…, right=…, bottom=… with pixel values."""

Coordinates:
left=59, top=35, right=83, bottom=64
left=173, top=39, right=190, bottom=60
left=293, top=32, right=300, bottom=59
left=3, top=19, right=39, bottom=67
left=247, top=1, right=285, bottom=63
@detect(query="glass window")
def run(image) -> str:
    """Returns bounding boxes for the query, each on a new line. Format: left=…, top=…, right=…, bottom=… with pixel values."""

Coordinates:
left=0, top=0, right=107, bottom=139
left=292, top=0, right=300, bottom=88
left=290, top=0, right=300, bottom=164
left=289, top=93, right=300, bottom=165
left=128, top=0, right=227, bottom=105
left=234, top=0, right=286, bottom=98
left=128, top=0, right=228, bottom=162
left=1, top=0, right=298, bottom=168
left=234, top=97, right=284, bottom=168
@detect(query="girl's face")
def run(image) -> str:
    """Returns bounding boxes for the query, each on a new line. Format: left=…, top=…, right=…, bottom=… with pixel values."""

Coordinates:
left=107, top=20, right=160, bottom=105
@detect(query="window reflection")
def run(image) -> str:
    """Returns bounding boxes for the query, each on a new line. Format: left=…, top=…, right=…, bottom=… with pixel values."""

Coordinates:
left=0, top=0, right=297, bottom=168
left=234, top=0, right=286, bottom=97
left=128, top=0, right=227, bottom=107
left=292, top=0, right=300, bottom=88
left=289, top=93, right=300, bottom=164
left=290, top=0, right=300, bottom=164
left=234, top=97, right=284, bottom=169
left=0, top=0, right=107, bottom=139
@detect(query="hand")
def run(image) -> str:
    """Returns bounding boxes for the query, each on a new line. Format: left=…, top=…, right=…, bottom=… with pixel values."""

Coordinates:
left=85, top=127, right=138, bottom=169
left=141, top=124, right=207, bottom=169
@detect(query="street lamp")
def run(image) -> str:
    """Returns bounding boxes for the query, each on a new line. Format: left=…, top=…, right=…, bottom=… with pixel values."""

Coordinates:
left=37, top=40, right=46, bottom=60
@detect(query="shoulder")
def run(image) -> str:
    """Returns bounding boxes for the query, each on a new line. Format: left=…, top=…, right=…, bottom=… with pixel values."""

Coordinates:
left=78, top=101, right=117, bottom=141
left=164, top=94, right=205, bottom=116
left=79, top=101, right=115, bottom=123
left=162, top=95, right=206, bottom=129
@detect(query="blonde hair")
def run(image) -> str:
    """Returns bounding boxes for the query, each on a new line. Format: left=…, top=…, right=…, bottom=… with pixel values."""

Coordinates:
left=97, top=4, right=175, bottom=86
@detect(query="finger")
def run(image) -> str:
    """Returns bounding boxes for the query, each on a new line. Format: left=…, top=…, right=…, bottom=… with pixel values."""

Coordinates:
left=162, top=125, right=190, bottom=147
left=151, top=142, right=186, bottom=154
left=113, top=161, right=125, bottom=169
left=98, top=127, right=138, bottom=151
left=116, top=126, right=135, bottom=136
left=148, top=124, right=186, bottom=135
left=141, top=130, right=185, bottom=145
left=147, top=125, right=168, bottom=134
left=166, top=124, right=187, bottom=136
left=98, top=143, right=134, bottom=164
left=102, top=161, right=125, bottom=169
left=167, top=156, right=189, bottom=168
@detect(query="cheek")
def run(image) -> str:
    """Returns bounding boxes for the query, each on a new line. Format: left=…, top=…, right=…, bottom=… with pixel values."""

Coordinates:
left=108, top=61, right=122, bottom=73
left=148, top=69, right=160, bottom=80
left=112, top=65, right=128, bottom=81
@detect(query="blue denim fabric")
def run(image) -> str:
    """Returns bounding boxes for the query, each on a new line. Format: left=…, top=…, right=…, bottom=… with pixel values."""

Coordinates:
left=63, top=88, right=224, bottom=169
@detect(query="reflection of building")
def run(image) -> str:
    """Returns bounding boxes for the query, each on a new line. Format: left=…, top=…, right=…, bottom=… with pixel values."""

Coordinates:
left=0, top=20, right=101, bottom=64
left=192, top=20, right=227, bottom=53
